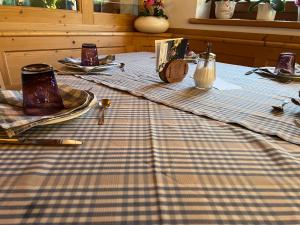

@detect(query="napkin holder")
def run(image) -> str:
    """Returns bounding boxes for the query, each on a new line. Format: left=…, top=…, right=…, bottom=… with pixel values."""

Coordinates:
left=158, top=59, right=189, bottom=83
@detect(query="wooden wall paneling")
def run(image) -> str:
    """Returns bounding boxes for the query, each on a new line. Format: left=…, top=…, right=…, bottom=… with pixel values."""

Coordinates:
left=81, top=0, right=94, bottom=24
left=265, top=41, right=300, bottom=50
left=262, top=46, right=300, bottom=66
left=217, top=54, right=255, bottom=67
left=169, top=28, right=266, bottom=41
left=188, top=18, right=300, bottom=29
left=0, top=2, right=136, bottom=31
left=172, top=33, right=264, bottom=47
left=254, top=52, right=269, bottom=67
left=0, top=35, right=133, bottom=52
left=133, top=33, right=173, bottom=52
left=171, top=28, right=300, bottom=67
left=0, top=22, right=134, bottom=33
left=0, top=6, right=82, bottom=24
left=0, top=71, right=4, bottom=88
left=99, top=46, right=128, bottom=54
left=184, top=35, right=263, bottom=66
left=3, top=46, right=129, bottom=89
left=0, top=51, right=12, bottom=88
left=0, top=29, right=172, bottom=89
left=93, top=13, right=136, bottom=31
left=0, top=52, right=9, bottom=88
left=0, top=32, right=135, bottom=89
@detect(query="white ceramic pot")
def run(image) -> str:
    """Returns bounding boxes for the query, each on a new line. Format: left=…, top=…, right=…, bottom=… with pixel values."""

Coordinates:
left=256, top=3, right=276, bottom=21
left=215, top=1, right=236, bottom=19
left=195, top=0, right=212, bottom=19
left=134, top=16, right=169, bottom=34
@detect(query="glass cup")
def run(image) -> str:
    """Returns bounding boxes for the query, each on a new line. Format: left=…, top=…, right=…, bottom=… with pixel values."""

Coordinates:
left=194, top=53, right=216, bottom=90
left=22, top=64, right=64, bottom=116
left=274, top=52, right=296, bottom=74
left=81, top=43, right=99, bottom=66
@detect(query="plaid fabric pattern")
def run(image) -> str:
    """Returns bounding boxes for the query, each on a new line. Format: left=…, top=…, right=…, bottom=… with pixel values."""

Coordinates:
left=0, top=53, right=299, bottom=225
left=0, top=84, right=96, bottom=137
left=78, top=52, right=300, bottom=145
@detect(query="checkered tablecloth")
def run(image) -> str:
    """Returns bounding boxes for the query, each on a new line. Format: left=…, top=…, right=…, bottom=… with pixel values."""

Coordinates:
left=77, top=52, right=300, bottom=145
left=0, top=52, right=299, bottom=225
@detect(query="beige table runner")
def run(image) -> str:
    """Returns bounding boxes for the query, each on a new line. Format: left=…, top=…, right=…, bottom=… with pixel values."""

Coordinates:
left=78, top=52, right=300, bottom=145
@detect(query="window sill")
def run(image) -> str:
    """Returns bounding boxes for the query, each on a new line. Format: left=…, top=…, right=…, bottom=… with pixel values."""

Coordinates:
left=189, top=18, right=300, bottom=30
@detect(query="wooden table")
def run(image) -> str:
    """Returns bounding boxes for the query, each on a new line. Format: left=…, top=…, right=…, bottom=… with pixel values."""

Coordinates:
left=0, top=52, right=299, bottom=225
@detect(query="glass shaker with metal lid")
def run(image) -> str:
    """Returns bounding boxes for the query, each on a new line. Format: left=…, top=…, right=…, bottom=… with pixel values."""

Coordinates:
left=193, top=43, right=216, bottom=90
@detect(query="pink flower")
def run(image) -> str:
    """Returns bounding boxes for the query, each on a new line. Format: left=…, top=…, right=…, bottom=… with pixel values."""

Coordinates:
left=295, top=0, right=300, bottom=7
left=146, top=0, right=155, bottom=6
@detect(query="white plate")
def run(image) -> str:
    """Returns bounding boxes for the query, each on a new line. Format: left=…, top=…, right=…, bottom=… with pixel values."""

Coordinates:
left=40, top=96, right=97, bottom=126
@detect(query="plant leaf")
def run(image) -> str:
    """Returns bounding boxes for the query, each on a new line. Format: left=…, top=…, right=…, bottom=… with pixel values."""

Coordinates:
left=249, top=0, right=265, bottom=12
left=271, top=0, right=285, bottom=12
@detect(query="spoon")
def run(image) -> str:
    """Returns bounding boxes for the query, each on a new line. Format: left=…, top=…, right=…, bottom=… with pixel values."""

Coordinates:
left=272, top=99, right=289, bottom=112
left=204, top=42, right=211, bottom=67
left=98, top=99, right=111, bottom=125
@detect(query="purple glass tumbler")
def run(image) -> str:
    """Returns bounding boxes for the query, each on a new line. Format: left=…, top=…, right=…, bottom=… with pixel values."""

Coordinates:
left=274, top=52, right=296, bottom=74
left=22, top=64, right=64, bottom=116
left=81, top=43, right=99, bottom=66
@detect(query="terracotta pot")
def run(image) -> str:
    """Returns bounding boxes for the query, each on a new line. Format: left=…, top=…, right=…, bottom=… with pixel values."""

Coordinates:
left=256, top=3, right=276, bottom=21
left=134, top=16, right=169, bottom=34
left=195, top=0, right=212, bottom=19
left=215, top=1, right=236, bottom=19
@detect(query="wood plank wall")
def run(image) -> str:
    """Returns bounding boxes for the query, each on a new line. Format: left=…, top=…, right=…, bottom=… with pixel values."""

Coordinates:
left=1, top=2, right=300, bottom=89
left=0, top=26, right=171, bottom=89
left=169, top=28, right=300, bottom=68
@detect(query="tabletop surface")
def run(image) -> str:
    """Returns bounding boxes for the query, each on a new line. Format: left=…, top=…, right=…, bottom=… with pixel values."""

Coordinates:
left=0, top=52, right=299, bottom=225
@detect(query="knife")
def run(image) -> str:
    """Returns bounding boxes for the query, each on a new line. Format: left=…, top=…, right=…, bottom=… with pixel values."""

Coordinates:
left=0, top=138, right=82, bottom=145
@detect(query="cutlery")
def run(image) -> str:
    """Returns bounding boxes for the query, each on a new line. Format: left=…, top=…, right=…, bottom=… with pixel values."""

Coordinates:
left=245, top=68, right=259, bottom=75
left=0, top=138, right=82, bottom=145
left=291, top=98, right=300, bottom=106
left=85, top=63, right=125, bottom=74
left=272, top=99, right=289, bottom=112
left=56, top=70, right=113, bottom=76
left=119, top=63, right=125, bottom=72
left=98, top=99, right=111, bottom=125
left=204, top=42, right=211, bottom=67
left=245, top=68, right=274, bottom=75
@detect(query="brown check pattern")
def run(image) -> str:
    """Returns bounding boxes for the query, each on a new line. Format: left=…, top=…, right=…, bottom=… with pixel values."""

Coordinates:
left=0, top=52, right=299, bottom=225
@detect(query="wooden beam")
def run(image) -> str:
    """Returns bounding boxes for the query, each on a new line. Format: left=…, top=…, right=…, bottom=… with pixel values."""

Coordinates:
left=81, top=0, right=94, bottom=24
left=189, top=18, right=300, bottom=30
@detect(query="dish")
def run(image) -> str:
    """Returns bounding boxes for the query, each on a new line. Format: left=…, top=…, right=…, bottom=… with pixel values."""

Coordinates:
left=252, top=67, right=300, bottom=82
left=61, top=62, right=119, bottom=72
left=276, top=72, right=300, bottom=81
left=41, top=95, right=97, bottom=125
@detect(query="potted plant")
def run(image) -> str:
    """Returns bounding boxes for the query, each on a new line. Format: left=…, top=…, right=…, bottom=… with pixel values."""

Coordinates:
left=249, top=0, right=285, bottom=21
left=134, top=0, right=169, bottom=33
left=214, top=0, right=241, bottom=19
left=195, top=0, right=212, bottom=19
